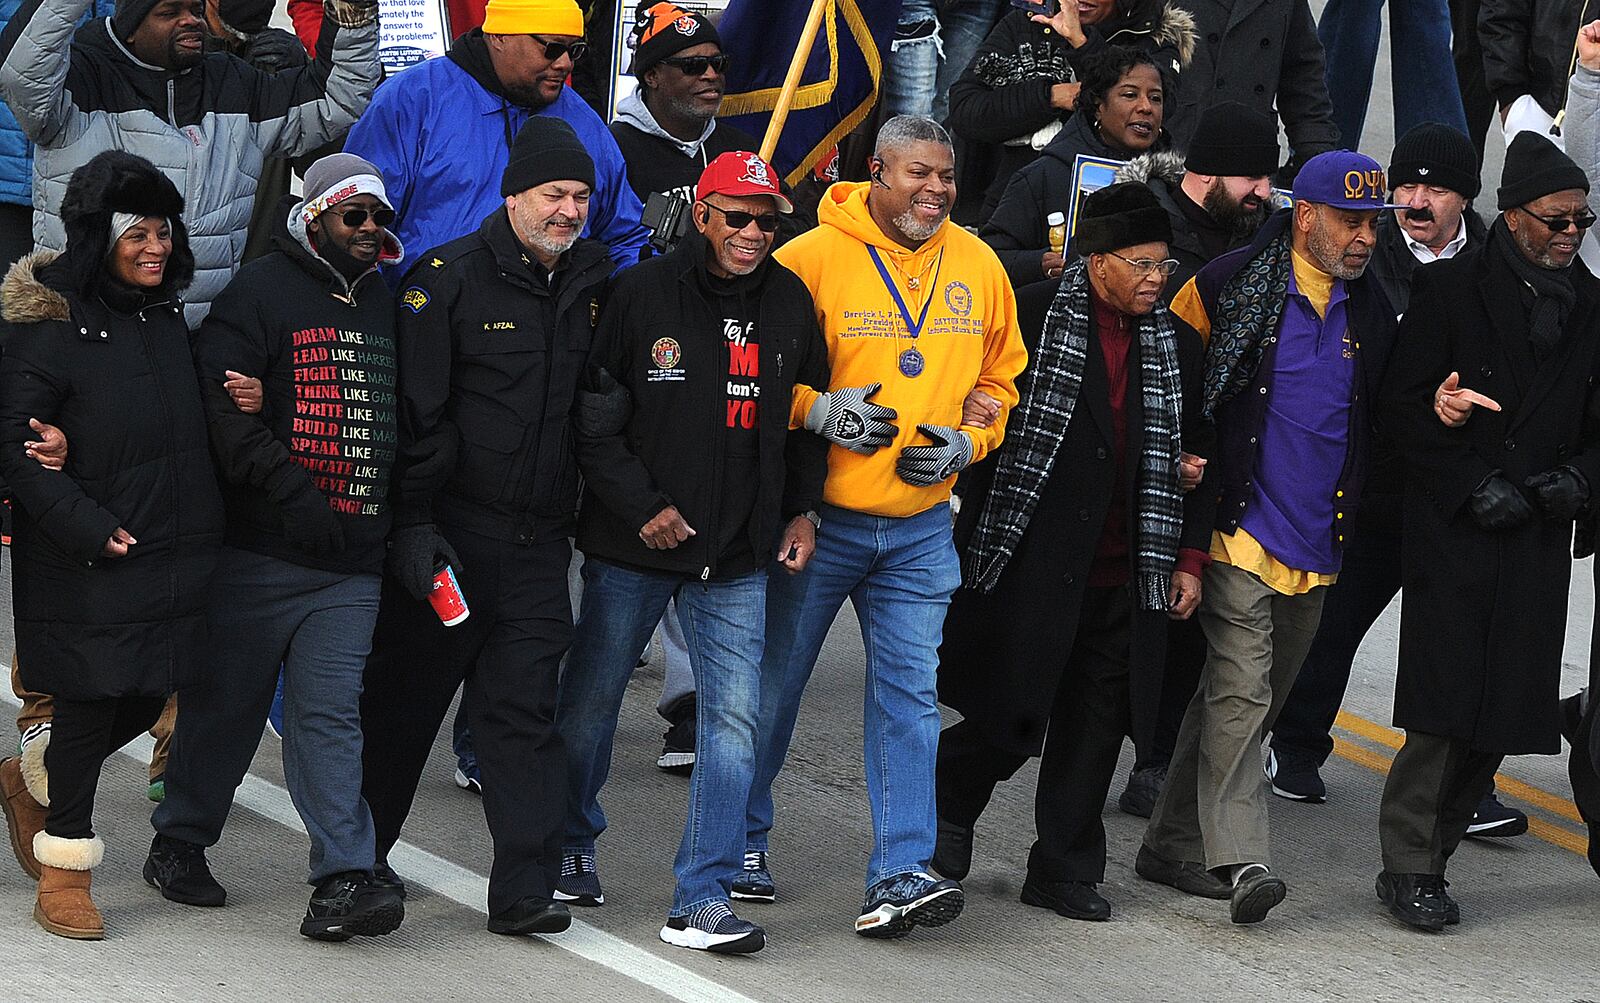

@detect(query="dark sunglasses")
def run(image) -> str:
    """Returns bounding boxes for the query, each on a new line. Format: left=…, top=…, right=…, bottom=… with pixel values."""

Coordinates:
left=529, top=35, right=588, bottom=62
left=336, top=207, right=396, bottom=228
left=702, top=201, right=779, bottom=233
left=1518, top=206, right=1598, bottom=232
left=660, top=53, right=730, bottom=76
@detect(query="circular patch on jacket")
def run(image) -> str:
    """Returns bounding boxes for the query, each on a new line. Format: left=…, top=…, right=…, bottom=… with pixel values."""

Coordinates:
left=944, top=281, right=972, bottom=317
left=652, top=337, right=682, bottom=369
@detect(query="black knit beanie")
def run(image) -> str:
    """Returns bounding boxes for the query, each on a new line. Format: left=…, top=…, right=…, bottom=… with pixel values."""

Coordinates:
left=112, top=0, right=162, bottom=40
left=501, top=116, right=596, bottom=197
left=1183, top=102, right=1280, bottom=178
left=217, top=0, right=275, bottom=35
left=1498, top=132, right=1589, bottom=210
left=1075, top=182, right=1173, bottom=254
left=630, top=2, right=721, bottom=76
left=1389, top=122, right=1480, bottom=198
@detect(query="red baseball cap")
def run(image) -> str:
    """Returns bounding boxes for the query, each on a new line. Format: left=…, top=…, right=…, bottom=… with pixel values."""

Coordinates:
left=696, top=151, right=793, bottom=214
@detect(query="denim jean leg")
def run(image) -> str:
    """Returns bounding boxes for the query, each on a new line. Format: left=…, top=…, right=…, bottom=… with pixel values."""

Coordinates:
left=1316, top=0, right=1384, bottom=147
left=883, top=0, right=941, bottom=119
left=1389, top=0, right=1469, bottom=136
left=669, top=573, right=766, bottom=914
left=280, top=572, right=383, bottom=883
left=556, top=558, right=679, bottom=851
left=933, top=0, right=1005, bottom=122
left=853, top=505, right=960, bottom=887
left=744, top=517, right=866, bottom=853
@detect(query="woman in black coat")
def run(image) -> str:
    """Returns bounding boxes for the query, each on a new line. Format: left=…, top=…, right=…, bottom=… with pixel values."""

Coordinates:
left=0, top=151, right=223, bottom=939
left=981, top=46, right=1173, bottom=288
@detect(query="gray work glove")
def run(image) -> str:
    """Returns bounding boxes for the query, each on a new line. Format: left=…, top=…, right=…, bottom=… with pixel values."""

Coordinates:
left=804, top=382, right=899, bottom=454
left=574, top=367, right=633, bottom=438
left=386, top=524, right=461, bottom=601
left=896, top=424, right=973, bottom=486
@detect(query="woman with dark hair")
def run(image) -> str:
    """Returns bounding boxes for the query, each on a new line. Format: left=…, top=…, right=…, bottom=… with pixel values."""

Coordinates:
left=981, top=46, right=1172, bottom=287
left=0, top=150, right=223, bottom=939
left=947, top=0, right=1195, bottom=220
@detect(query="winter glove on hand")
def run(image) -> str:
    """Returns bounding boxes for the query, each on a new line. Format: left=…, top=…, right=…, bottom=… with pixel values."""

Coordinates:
left=1525, top=465, right=1590, bottom=522
left=323, top=0, right=378, bottom=28
left=896, top=424, right=973, bottom=486
left=574, top=367, right=633, bottom=438
left=387, top=524, right=461, bottom=601
left=240, top=27, right=307, bottom=72
left=804, top=383, right=899, bottom=454
left=281, top=487, right=344, bottom=555
left=1467, top=472, right=1536, bottom=531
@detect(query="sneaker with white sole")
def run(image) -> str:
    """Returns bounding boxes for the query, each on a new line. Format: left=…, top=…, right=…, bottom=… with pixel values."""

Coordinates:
left=659, top=901, right=765, bottom=954
left=1264, top=746, right=1326, bottom=803
left=1465, top=791, right=1528, bottom=838
left=730, top=850, right=775, bottom=902
left=855, top=871, right=964, bottom=939
left=554, top=851, right=604, bottom=906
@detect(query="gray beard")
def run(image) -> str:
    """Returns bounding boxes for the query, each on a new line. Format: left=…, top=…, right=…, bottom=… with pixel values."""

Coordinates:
left=892, top=207, right=945, bottom=243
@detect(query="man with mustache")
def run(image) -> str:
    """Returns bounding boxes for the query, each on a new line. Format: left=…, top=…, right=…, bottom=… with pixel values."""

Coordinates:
left=356, top=117, right=617, bottom=939
left=738, top=115, right=1027, bottom=938
left=1138, top=151, right=1399, bottom=925
left=1375, top=132, right=1600, bottom=931
left=0, top=0, right=381, bottom=324
left=1267, top=123, right=1528, bottom=841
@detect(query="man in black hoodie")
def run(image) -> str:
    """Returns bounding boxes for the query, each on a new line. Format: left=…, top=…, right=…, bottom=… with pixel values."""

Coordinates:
left=553, top=151, right=827, bottom=954
left=143, top=153, right=406, bottom=942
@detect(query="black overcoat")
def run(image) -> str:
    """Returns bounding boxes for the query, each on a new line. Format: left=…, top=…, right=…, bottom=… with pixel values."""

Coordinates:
left=1381, top=242, right=1600, bottom=755
left=938, top=277, right=1213, bottom=759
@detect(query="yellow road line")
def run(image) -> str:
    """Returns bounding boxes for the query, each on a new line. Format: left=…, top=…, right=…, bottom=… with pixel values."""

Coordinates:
left=1334, top=710, right=1585, bottom=826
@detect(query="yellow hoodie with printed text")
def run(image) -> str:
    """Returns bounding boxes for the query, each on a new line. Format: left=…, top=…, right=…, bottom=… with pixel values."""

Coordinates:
left=778, top=182, right=1027, bottom=518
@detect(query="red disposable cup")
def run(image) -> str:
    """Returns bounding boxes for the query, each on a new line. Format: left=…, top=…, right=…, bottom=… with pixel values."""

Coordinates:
left=428, top=560, right=470, bottom=626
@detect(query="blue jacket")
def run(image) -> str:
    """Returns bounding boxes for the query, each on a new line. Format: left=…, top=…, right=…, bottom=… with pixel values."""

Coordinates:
left=0, top=0, right=112, bottom=206
left=343, top=34, right=647, bottom=277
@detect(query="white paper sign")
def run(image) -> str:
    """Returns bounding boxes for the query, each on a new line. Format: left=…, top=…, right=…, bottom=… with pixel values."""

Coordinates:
left=378, top=0, right=452, bottom=73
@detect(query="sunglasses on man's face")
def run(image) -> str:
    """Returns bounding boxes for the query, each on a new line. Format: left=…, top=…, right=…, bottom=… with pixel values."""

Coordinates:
left=530, top=35, right=588, bottom=62
left=336, top=207, right=396, bottom=229
left=660, top=53, right=730, bottom=76
left=702, top=201, right=780, bottom=233
left=1518, top=206, right=1599, bottom=232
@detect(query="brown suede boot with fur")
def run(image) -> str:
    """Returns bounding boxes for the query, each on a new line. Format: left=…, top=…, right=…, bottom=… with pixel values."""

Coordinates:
left=0, top=757, right=46, bottom=879
left=33, top=833, right=104, bottom=939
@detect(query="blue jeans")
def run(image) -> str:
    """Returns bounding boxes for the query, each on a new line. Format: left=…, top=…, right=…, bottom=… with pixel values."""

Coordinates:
left=1317, top=0, right=1468, bottom=147
left=557, top=557, right=766, bottom=915
left=884, top=0, right=1007, bottom=123
left=744, top=503, right=962, bottom=889
left=155, top=549, right=381, bottom=883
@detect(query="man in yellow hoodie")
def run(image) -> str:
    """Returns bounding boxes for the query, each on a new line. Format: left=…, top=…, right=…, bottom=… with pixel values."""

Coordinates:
left=735, top=116, right=1027, bottom=939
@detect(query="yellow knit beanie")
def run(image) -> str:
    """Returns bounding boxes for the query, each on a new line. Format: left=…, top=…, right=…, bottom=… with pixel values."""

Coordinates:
left=481, top=0, right=584, bottom=36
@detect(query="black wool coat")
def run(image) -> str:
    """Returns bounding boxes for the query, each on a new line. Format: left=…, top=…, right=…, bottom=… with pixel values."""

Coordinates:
left=0, top=253, right=224, bottom=699
left=938, top=277, right=1212, bottom=759
left=1381, top=242, right=1600, bottom=755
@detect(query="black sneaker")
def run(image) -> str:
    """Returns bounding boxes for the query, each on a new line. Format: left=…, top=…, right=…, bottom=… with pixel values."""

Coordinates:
left=1375, top=871, right=1449, bottom=932
left=372, top=860, right=407, bottom=901
left=855, top=871, right=963, bottom=939
left=730, top=850, right=775, bottom=903
left=487, top=896, right=572, bottom=936
left=1465, top=792, right=1528, bottom=838
left=300, top=871, right=405, bottom=941
left=1118, top=763, right=1166, bottom=818
left=1264, top=746, right=1326, bottom=803
left=656, top=699, right=695, bottom=775
left=659, top=901, right=765, bottom=954
left=144, top=834, right=226, bottom=907
left=1019, top=876, right=1111, bottom=921
left=931, top=817, right=973, bottom=880
left=554, top=851, right=604, bottom=906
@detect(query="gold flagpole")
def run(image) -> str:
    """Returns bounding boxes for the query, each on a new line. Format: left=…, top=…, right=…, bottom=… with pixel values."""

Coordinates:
left=759, top=0, right=829, bottom=163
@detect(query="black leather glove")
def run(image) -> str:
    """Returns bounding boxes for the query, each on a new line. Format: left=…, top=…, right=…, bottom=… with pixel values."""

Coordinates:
left=1467, top=472, right=1535, bottom=531
left=386, top=523, right=460, bottom=601
left=280, top=486, right=344, bottom=555
left=1525, top=465, right=1590, bottom=522
left=574, top=367, right=633, bottom=438
left=241, top=28, right=309, bottom=73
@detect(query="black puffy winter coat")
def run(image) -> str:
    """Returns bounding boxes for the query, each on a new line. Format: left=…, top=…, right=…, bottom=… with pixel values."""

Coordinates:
left=0, top=252, right=224, bottom=699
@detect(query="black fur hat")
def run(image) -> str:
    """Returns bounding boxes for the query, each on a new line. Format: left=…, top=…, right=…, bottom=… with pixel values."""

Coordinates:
left=47, top=150, right=195, bottom=299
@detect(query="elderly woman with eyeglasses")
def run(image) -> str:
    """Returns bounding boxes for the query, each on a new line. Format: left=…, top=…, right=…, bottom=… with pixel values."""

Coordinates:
left=934, top=182, right=1213, bottom=922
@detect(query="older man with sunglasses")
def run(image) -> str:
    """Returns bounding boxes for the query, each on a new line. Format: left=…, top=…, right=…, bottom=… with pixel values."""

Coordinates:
left=344, top=0, right=647, bottom=275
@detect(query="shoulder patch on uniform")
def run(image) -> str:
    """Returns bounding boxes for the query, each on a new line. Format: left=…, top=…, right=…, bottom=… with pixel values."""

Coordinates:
left=401, top=286, right=430, bottom=313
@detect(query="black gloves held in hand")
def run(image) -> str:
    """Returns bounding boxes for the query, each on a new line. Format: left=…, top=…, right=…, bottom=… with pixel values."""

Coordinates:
left=387, top=524, right=461, bottom=601
left=1467, top=472, right=1535, bottom=531
left=1525, top=465, right=1591, bottom=522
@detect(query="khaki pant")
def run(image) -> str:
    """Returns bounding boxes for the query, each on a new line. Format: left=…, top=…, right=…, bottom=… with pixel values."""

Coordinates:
left=1143, top=561, right=1327, bottom=870
left=1379, top=730, right=1503, bottom=874
left=11, top=653, right=176, bottom=781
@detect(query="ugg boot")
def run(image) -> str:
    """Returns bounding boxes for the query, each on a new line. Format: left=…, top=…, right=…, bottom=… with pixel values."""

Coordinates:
left=0, top=757, right=45, bottom=879
left=33, top=833, right=104, bottom=940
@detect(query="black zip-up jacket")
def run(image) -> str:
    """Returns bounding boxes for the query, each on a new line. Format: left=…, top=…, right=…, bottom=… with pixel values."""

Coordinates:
left=1480, top=0, right=1595, bottom=120
left=193, top=198, right=402, bottom=574
left=574, top=230, right=829, bottom=580
left=394, top=210, right=616, bottom=544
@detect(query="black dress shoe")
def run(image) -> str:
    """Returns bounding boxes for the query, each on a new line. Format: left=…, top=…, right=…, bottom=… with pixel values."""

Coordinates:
left=1020, top=876, right=1111, bottom=921
left=1134, top=845, right=1231, bottom=900
left=488, top=897, right=572, bottom=936
left=1375, top=871, right=1449, bottom=932
left=1229, top=865, right=1286, bottom=924
left=931, top=817, right=973, bottom=880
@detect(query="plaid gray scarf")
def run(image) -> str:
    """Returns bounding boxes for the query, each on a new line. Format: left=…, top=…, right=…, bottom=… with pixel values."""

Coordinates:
left=963, top=261, right=1184, bottom=609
